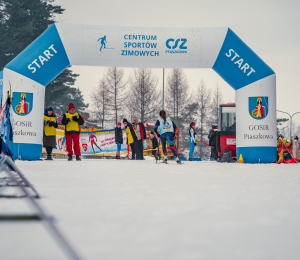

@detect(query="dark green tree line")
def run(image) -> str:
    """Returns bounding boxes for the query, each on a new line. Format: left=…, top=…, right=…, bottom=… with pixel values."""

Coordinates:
left=0, top=0, right=88, bottom=113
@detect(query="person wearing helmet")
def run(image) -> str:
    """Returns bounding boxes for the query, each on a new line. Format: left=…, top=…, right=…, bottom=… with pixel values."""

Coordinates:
left=154, top=110, right=181, bottom=164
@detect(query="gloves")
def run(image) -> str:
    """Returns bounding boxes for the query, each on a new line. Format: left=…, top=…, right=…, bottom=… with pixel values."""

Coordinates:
left=194, top=142, right=197, bottom=146
left=157, top=134, right=161, bottom=138
left=72, top=116, right=78, bottom=121
left=49, top=122, right=55, bottom=127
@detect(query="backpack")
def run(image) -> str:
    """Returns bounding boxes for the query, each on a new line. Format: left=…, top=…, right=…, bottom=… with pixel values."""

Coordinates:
left=282, top=151, right=292, bottom=162
left=222, top=149, right=233, bottom=163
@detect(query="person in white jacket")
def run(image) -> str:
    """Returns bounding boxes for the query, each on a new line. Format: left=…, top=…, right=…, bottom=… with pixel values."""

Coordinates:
left=293, top=136, right=299, bottom=158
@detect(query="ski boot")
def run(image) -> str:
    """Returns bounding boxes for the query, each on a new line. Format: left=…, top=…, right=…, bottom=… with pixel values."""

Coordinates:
left=68, top=155, right=73, bottom=161
left=188, top=158, right=192, bottom=161
left=162, top=154, right=168, bottom=163
left=76, top=155, right=81, bottom=161
left=175, top=157, right=182, bottom=164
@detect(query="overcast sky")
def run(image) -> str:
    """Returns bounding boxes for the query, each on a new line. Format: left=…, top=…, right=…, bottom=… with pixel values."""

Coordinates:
left=53, top=0, right=300, bottom=127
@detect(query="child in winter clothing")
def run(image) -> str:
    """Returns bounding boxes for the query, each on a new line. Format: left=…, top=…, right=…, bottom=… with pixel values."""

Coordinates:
left=43, top=107, right=58, bottom=160
left=115, top=122, right=123, bottom=159
left=189, top=122, right=196, bottom=160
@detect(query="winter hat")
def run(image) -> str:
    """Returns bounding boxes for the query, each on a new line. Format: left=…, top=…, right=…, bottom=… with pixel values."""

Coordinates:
left=123, top=118, right=128, bottom=123
left=150, top=131, right=155, bottom=135
left=117, top=122, right=121, bottom=126
left=68, top=103, right=75, bottom=110
left=47, top=107, right=54, bottom=112
left=190, top=122, right=195, bottom=127
left=295, top=136, right=299, bottom=140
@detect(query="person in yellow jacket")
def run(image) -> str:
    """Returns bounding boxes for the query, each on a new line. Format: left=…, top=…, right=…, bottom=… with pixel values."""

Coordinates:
left=62, top=103, right=84, bottom=161
left=123, top=118, right=140, bottom=160
left=43, top=107, right=58, bottom=160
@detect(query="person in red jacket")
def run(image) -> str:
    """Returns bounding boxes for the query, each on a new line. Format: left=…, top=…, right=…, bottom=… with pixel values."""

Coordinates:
left=61, top=103, right=84, bottom=161
left=132, top=117, right=147, bottom=160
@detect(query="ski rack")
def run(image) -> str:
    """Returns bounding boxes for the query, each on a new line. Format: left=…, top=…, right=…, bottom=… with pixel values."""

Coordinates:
left=0, top=156, right=82, bottom=260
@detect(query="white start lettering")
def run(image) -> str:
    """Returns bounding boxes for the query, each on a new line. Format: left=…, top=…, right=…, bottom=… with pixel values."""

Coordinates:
left=28, top=44, right=57, bottom=73
left=225, top=49, right=256, bottom=76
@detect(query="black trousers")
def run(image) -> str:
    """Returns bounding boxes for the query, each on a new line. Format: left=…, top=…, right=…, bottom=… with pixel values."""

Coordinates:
left=46, top=146, right=53, bottom=155
left=130, top=139, right=140, bottom=160
left=211, top=147, right=218, bottom=159
left=138, top=139, right=144, bottom=160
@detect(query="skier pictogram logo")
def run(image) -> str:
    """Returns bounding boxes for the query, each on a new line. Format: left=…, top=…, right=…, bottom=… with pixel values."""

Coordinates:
left=248, top=96, right=268, bottom=120
left=12, top=92, right=33, bottom=116
left=97, top=35, right=114, bottom=53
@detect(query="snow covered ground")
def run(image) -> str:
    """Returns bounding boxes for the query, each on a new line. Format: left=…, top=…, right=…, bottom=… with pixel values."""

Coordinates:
left=1, top=158, right=300, bottom=260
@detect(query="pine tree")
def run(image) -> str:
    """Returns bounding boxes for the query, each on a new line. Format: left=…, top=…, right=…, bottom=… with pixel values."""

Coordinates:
left=45, top=68, right=88, bottom=114
left=0, top=0, right=64, bottom=69
left=0, top=0, right=88, bottom=114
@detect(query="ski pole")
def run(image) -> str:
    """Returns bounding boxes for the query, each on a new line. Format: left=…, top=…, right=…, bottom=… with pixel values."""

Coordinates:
left=197, top=140, right=209, bottom=146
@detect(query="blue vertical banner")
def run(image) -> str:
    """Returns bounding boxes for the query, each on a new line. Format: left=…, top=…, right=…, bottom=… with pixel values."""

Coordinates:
left=0, top=70, right=3, bottom=107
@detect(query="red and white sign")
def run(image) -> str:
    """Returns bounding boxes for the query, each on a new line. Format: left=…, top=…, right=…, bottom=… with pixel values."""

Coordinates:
left=226, top=138, right=236, bottom=145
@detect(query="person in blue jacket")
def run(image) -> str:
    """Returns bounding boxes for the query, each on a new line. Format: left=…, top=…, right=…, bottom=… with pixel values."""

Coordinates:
left=189, top=122, right=196, bottom=161
left=154, top=110, right=181, bottom=164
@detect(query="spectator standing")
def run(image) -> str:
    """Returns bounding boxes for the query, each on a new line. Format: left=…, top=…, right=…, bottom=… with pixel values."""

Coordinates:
left=189, top=122, right=196, bottom=161
left=209, top=125, right=218, bottom=160
left=132, top=117, right=147, bottom=160
left=115, top=122, right=123, bottom=159
left=43, top=107, right=58, bottom=160
left=123, top=118, right=140, bottom=160
left=293, top=136, right=299, bottom=158
left=62, top=103, right=84, bottom=161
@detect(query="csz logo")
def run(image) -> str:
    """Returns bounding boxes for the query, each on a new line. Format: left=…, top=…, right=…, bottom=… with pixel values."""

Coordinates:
left=166, top=38, right=187, bottom=49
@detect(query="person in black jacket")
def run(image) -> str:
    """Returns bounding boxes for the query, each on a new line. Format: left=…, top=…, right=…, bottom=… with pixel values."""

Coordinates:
left=115, top=122, right=123, bottom=159
left=61, top=103, right=84, bottom=161
left=209, top=126, right=218, bottom=161
left=150, top=131, right=159, bottom=159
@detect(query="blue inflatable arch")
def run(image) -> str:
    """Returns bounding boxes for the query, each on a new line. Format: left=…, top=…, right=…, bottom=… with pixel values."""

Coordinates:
left=2, top=24, right=276, bottom=163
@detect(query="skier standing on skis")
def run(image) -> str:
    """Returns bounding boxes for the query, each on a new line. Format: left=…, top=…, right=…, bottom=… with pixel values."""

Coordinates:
left=154, top=110, right=181, bottom=164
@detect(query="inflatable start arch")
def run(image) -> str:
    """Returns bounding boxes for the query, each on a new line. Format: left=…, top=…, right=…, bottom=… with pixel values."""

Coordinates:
left=2, top=24, right=276, bottom=163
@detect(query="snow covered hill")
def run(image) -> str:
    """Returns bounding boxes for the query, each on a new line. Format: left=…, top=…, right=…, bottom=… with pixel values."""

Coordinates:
left=1, top=159, right=300, bottom=260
